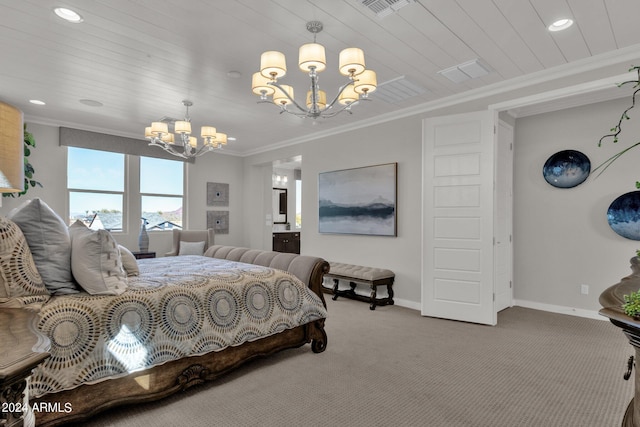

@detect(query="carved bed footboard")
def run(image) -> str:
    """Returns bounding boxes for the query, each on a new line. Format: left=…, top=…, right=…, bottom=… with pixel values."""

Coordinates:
left=33, top=319, right=326, bottom=426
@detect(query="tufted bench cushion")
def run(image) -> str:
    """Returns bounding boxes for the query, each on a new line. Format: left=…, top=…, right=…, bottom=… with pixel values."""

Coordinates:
left=325, top=262, right=395, bottom=310
left=328, top=262, right=394, bottom=282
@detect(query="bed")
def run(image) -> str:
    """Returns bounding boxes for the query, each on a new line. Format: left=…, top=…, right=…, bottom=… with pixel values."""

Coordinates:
left=0, top=200, right=329, bottom=427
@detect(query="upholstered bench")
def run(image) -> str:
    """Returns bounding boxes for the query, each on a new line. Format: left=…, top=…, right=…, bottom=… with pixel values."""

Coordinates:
left=325, top=262, right=395, bottom=310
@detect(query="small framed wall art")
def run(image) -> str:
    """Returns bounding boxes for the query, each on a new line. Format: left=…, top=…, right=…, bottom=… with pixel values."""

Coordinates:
left=207, top=210, right=229, bottom=234
left=207, top=182, right=229, bottom=206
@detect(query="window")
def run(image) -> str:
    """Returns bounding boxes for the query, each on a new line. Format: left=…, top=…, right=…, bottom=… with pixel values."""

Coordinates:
left=140, top=157, right=183, bottom=231
left=67, top=148, right=185, bottom=232
left=67, top=147, right=125, bottom=230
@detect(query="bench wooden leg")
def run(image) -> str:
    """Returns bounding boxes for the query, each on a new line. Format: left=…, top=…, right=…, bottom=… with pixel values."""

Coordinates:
left=332, top=278, right=340, bottom=301
left=387, top=284, right=395, bottom=305
left=369, top=284, right=377, bottom=310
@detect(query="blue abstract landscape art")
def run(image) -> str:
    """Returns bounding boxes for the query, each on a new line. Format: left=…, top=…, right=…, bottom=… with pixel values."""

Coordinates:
left=318, top=163, right=397, bottom=236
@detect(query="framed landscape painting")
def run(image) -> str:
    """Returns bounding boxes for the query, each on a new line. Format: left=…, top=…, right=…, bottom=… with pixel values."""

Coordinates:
left=318, top=162, right=397, bottom=236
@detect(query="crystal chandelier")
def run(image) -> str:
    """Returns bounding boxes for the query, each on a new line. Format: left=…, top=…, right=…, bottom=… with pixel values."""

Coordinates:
left=252, top=21, right=377, bottom=119
left=145, top=100, right=227, bottom=159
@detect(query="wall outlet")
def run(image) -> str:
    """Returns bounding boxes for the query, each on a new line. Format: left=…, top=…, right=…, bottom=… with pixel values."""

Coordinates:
left=580, top=284, right=589, bottom=295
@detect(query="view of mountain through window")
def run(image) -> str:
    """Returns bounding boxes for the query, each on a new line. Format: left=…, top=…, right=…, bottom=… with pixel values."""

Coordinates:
left=67, top=147, right=183, bottom=231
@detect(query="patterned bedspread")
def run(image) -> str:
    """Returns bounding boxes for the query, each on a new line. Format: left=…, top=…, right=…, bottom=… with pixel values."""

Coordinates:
left=30, top=256, right=327, bottom=398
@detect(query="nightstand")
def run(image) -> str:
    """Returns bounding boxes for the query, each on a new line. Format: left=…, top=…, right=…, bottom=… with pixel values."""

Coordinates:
left=132, top=251, right=156, bottom=260
left=0, top=309, right=50, bottom=427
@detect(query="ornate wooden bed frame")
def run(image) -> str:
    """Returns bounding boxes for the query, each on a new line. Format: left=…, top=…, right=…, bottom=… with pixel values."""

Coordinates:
left=32, top=254, right=329, bottom=426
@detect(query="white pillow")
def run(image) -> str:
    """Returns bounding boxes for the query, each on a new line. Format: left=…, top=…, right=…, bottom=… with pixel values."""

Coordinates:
left=118, top=245, right=139, bottom=277
left=179, top=240, right=206, bottom=256
left=69, top=221, right=127, bottom=295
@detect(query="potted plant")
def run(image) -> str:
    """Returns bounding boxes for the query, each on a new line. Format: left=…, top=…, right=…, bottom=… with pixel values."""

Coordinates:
left=624, top=289, right=640, bottom=318
left=2, top=124, right=42, bottom=197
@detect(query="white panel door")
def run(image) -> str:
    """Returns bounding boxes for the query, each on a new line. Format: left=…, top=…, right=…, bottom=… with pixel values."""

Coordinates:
left=422, top=110, right=497, bottom=325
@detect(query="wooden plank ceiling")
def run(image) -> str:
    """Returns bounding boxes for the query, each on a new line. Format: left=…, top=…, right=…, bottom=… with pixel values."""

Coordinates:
left=0, top=0, right=638, bottom=154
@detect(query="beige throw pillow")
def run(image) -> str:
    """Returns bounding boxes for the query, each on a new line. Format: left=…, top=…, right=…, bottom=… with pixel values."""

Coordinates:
left=69, top=221, right=127, bottom=295
left=0, top=216, right=49, bottom=306
left=118, top=245, right=140, bottom=276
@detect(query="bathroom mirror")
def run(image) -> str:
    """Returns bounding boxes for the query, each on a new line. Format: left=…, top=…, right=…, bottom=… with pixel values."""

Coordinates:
left=273, top=188, right=287, bottom=224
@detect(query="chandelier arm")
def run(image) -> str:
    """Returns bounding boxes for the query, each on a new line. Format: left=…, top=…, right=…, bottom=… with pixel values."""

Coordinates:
left=193, top=144, right=216, bottom=156
left=268, top=81, right=309, bottom=114
left=321, top=78, right=359, bottom=113
left=319, top=100, right=359, bottom=118
left=149, top=138, right=188, bottom=159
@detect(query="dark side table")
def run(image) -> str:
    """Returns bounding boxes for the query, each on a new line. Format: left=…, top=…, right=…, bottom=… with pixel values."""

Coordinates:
left=132, top=251, right=156, bottom=260
left=0, top=308, right=50, bottom=427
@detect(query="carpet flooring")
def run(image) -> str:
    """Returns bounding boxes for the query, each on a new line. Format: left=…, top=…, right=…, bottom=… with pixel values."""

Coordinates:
left=71, top=297, right=634, bottom=427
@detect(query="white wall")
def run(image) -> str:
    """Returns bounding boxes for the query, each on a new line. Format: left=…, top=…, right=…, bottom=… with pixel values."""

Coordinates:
left=243, top=116, right=424, bottom=307
left=183, top=150, right=245, bottom=248
left=0, top=123, right=246, bottom=255
left=514, top=97, right=640, bottom=312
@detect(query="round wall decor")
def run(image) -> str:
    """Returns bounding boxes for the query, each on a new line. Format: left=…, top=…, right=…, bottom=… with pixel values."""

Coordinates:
left=542, top=150, right=590, bottom=188
left=608, top=191, right=640, bottom=240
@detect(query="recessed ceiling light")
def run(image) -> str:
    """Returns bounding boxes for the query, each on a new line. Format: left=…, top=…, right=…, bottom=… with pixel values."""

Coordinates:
left=79, top=99, right=103, bottom=107
left=53, top=7, right=83, bottom=23
left=548, top=18, right=573, bottom=32
left=29, top=99, right=46, bottom=106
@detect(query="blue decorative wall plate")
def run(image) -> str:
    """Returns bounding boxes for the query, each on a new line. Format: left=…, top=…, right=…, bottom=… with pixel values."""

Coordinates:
left=542, top=150, right=591, bottom=188
left=608, top=191, right=640, bottom=240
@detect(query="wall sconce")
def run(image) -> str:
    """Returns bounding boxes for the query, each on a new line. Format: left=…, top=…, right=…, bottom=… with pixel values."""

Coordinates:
left=0, top=102, right=24, bottom=195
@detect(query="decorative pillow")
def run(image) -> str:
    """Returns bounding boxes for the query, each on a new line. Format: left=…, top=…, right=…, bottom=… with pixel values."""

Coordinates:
left=179, top=240, right=206, bottom=256
left=8, top=198, right=79, bottom=295
left=69, top=221, right=127, bottom=295
left=118, top=245, right=139, bottom=276
left=0, top=216, right=49, bottom=306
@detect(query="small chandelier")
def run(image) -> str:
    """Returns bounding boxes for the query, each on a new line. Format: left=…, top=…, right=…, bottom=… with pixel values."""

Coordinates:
left=145, top=100, right=227, bottom=159
left=252, top=21, right=377, bottom=119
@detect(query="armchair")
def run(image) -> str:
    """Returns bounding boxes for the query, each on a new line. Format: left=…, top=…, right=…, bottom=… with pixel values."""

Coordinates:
left=164, top=228, right=215, bottom=257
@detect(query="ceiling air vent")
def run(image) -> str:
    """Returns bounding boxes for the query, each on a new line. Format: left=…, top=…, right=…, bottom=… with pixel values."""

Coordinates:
left=438, top=59, right=491, bottom=83
left=373, top=76, right=428, bottom=104
left=358, top=0, right=414, bottom=19
left=158, top=116, right=180, bottom=123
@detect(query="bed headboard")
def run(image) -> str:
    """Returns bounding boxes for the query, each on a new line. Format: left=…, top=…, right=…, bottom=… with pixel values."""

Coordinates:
left=204, top=245, right=329, bottom=306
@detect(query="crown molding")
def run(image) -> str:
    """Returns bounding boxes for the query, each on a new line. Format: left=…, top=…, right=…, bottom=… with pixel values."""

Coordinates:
left=242, top=43, right=640, bottom=157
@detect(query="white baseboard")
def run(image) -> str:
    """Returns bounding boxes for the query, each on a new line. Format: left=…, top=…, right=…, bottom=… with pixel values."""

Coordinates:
left=330, top=295, right=604, bottom=321
left=513, top=299, right=605, bottom=321
left=392, top=298, right=421, bottom=311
